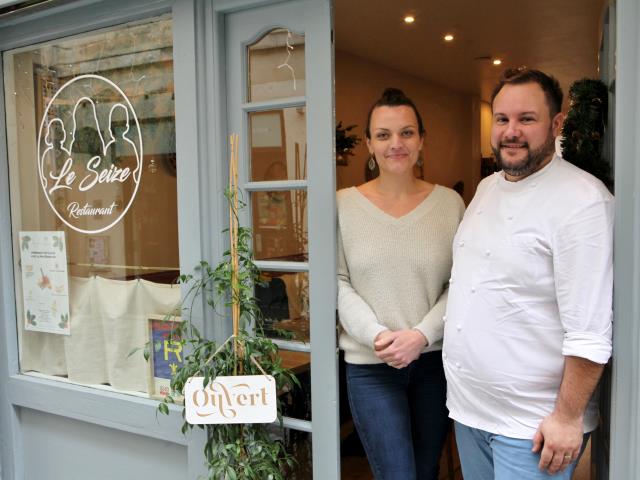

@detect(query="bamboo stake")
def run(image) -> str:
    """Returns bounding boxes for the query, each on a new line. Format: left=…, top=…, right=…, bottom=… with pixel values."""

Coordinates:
left=199, top=136, right=270, bottom=378
left=229, top=134, right=238, bottom=374
left=229, top=133, right=247, bottom=376
left=234, top=137, right=240, bottom=339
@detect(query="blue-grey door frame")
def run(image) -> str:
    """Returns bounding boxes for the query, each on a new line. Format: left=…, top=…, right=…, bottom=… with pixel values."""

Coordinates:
left=609, top=0, right=640, bottom=479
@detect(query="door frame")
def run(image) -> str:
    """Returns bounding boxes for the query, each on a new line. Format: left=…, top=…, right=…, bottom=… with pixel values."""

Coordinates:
left=610, top=0, right=640, bottom=478
left=222, top=0, right=339, bottom=477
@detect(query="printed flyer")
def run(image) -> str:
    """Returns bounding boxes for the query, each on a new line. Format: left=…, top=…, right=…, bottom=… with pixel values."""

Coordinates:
left=19, top=231, right=70, bottom=335
left=148, top=315, right=184, bottom=399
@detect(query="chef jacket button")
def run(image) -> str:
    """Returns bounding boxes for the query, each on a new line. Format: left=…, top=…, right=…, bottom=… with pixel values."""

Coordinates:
left=477, top=210, right=483, bottom=215
left=443, top=352, right=448, bottom=359
left=507, top=215, right=514, bottom=220
left=471, top=287, right=476, bottom=293
left=485, top=250, right=491, bottom=256
left=442, top=315, right=447, bottom=323
left=459, top=241, right=465, bottom=247
left=456, top=324, right=462, bottom=331
left=455, top=361, right=461, bottom=369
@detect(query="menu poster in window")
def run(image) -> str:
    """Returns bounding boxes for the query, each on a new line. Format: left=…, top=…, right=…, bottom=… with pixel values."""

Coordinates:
left=148, top=315, right=184, bottom=401
left=19, top=231, right=70, bottom=335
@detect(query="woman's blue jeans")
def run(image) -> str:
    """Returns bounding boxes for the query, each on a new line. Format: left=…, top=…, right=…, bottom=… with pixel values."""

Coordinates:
left=346, top=351, right=450, bottom=480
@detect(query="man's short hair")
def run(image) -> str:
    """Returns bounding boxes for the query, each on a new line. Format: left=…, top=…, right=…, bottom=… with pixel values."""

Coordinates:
left=490, top=68, right=563, bottom=117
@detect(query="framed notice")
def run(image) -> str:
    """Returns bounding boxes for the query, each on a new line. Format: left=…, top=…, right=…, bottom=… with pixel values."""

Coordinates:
left=19, top=231, right=70, bottom=335
left=147, top=314, right=184, bottom=402
left=86, top=236, right=110, bottom=272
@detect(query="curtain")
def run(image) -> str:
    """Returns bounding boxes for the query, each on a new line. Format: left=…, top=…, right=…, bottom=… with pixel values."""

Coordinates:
left=20, top=276, right=181, bottom=393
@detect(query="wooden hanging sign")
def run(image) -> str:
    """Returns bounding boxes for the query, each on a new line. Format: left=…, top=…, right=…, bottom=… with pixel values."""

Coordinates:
left=184, top=375, right=277, bottom=425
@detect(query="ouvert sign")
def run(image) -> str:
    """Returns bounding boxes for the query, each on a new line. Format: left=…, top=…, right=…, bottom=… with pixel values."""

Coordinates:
left=37, top=74, right=143, bottom=234
left=184, top=375, right=277, bottom=425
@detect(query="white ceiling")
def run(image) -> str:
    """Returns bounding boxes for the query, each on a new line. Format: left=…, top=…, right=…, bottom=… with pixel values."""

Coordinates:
left=335, top=0, right=606, bottom=103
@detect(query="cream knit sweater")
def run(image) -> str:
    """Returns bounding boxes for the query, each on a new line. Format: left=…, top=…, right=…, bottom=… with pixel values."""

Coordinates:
left=337, top=185, right=465, bottom=364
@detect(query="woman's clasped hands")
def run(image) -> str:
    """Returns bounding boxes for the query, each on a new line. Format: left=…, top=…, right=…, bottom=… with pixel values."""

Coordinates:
left=374, top=329, right=428, bottom=369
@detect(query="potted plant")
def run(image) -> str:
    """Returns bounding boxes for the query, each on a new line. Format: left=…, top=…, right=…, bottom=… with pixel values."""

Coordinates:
left=335, top=121, right=361, bottom=166
left=153, top=134, right=299, bottom=479
left=561, top=78, right=612, bottom=191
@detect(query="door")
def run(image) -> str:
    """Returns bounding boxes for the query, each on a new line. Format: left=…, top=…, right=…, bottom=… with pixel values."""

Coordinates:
left=225, top=0, right=338, bottom=477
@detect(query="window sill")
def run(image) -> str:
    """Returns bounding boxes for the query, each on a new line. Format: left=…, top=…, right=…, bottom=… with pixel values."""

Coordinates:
left=8, top=373, right=188, bottom=445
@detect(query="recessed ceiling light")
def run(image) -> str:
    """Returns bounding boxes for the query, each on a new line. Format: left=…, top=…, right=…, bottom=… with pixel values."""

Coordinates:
left=404, top=15, right=415, bottom=24
left=493, top=59, right=502, bottom=65
left=444, top=34, right=454, bottom=42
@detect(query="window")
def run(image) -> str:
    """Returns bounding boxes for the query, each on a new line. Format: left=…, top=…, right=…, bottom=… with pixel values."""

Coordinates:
left=3, top=16, right=179, bottom=395
left=244, top=27, right=312, bottom=475
left=245, top=29, right=309, bottom=346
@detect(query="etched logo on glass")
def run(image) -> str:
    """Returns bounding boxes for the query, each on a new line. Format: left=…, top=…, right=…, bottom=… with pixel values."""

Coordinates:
left=37, top=74, right=143, bottom=234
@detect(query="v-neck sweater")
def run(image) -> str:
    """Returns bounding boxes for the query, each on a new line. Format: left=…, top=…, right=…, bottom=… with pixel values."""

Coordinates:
left=337, top=185, right=465, bottom=364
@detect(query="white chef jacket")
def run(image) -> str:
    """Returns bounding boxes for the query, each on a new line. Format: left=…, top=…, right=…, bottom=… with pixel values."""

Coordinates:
left=443, top=154, right=613, bottom=439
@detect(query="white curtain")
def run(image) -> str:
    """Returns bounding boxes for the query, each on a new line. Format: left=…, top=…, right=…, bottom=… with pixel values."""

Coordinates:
left=20, top=276, right=181, bottom=393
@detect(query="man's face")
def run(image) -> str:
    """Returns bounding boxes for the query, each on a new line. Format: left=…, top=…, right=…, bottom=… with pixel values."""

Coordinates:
left=490, top=82, right=564, bottom=181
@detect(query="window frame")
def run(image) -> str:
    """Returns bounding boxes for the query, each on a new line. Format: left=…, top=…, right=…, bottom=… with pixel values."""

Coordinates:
left=0, top=0, right=206, bottom=477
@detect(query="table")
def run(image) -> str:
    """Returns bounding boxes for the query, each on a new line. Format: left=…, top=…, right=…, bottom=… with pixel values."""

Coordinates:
left=278, top=350, right=310, bottom=374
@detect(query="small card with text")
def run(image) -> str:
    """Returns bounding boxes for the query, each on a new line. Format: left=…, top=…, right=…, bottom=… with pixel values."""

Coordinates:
left=184, top=375, right=277, bottom=425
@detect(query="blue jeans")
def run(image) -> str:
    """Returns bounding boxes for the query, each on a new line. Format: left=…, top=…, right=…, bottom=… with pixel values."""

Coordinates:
left=454, top=421, right=590, bottom=480
left=346, top=352, right=450, bottom=480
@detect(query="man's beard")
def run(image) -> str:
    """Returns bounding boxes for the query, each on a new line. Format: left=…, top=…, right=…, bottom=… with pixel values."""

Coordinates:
left=492, top=132, right=556, bottom=179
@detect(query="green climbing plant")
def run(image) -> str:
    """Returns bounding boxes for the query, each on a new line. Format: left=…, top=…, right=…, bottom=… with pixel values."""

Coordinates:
left=155, top=135, right=299, bottom=479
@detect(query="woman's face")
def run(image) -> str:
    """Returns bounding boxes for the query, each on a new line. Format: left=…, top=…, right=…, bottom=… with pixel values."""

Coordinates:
left=367, top=105, right=424, bottom=177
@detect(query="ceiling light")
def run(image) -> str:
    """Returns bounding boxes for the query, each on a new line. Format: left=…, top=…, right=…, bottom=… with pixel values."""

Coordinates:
left=444, top=34, right=454, bottom=42
left=493, top=59, right=502, bottom=65
left=404, top=15, right=415, bottom=24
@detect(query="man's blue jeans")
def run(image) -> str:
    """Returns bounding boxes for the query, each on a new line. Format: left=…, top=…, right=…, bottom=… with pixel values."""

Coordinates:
left=346, top=351, right=449, bottom=480
left=454, top=421, right=590, bottom=480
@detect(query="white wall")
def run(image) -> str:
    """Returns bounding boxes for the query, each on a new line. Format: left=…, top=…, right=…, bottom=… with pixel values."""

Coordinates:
left=21, top=409, right=187, bottom=480
left=480, top=101, right=493, bottom=158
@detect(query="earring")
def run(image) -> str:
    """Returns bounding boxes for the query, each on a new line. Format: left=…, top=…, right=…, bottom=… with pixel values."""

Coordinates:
left=368, top=154, right=376, bottom=171
left=416, top=152, right=424, bottom=167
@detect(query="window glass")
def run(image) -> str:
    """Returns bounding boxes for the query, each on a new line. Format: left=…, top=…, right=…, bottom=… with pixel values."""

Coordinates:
left=246, top=26, right=310, bottom=425
left=256, top=271, right=309, bottom=343
left=279, top=351, right=311, bottom=422
left=4, top=17, right=179, bottom=395
left=247, top=28, right=305, bottom=102
left=267, top=426, right=312, bottom=478
left=252, top=190, right=307, bottom=261
left=249, top=107, right=307, bottom=181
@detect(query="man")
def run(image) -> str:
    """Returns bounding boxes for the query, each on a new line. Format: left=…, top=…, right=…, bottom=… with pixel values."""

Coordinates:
left=443, top=68, right=613, bottom=479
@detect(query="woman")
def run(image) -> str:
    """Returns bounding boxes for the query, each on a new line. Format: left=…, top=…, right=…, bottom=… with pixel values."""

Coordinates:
left=337, top=88, right=464, bottom=479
